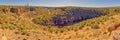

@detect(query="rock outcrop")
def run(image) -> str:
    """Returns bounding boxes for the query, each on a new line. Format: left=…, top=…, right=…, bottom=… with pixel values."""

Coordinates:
left=111, top=30, right=120, bottom=40
left=1, top=7, right=35, bottom=15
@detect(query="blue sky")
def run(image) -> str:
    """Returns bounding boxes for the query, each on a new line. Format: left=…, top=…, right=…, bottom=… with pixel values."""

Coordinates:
left=0, top=0, right=120, bottom=7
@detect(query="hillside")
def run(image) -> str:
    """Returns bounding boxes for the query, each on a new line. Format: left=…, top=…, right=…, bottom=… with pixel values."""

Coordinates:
left=0, top=6, right=120, bottom=40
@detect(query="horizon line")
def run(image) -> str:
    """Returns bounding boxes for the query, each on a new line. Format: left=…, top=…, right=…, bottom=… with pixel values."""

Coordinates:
left=0, top=4, right=120, bottom=8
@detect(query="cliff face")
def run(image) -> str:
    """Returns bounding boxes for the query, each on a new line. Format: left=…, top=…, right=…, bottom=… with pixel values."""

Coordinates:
left=53, top=8, right=103, bottom=27
left=1, top=7, right=35, bottom=15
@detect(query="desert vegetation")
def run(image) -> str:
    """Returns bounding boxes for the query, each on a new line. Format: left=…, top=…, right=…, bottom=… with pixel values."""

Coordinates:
left=0, top=6, right=120, bottom=40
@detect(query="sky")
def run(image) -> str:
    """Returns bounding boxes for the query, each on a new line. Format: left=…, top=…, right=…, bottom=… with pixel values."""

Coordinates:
left=0, top=0, right=120, bottom=7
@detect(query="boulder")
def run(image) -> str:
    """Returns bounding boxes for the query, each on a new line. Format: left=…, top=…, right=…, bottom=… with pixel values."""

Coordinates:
left=111, top=30, right=120, bottom=40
